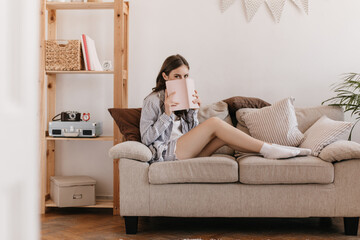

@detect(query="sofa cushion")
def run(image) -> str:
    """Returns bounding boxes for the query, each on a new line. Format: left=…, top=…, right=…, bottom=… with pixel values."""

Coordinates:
left=239, top=97, right=304, bottom=146
left=236, top=105, right=344, bottom=135
left=108, top=108, right=142, bottom=142
left=222, top=96, right=271, bottom=126
left=295, top=105, right=344, bottom=133
left=108, top=141, right=152, bottom=162
left=300, top=115, right=353, bottom=156
left=148, top=154, right=238, bottom=184
left=198, top=100, right=228, bottom=123
left=319, top=140, right=360, bottom=162
left=237, top=155, right=334, bottom=184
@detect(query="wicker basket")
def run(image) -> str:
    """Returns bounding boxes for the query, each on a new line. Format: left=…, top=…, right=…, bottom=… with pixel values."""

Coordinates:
left=45, top=40, right=84, bottom=71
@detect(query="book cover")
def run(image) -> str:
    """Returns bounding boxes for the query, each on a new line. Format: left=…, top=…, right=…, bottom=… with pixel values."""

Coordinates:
left=85, top=35, right=103, bottom=71
left=81, top=34, right=91, bottom=71
left=81, top=34, right=89, bottom=70
left=91, top=39, right=103, bottom=71
left=165, top=78, right=199, bottom=112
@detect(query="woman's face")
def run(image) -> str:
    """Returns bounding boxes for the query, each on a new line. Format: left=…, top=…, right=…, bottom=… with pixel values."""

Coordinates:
left=162, top=65, right=189, bottom=81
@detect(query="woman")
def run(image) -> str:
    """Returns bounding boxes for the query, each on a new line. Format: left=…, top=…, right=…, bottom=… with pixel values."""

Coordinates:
left=140, top=54, right=310, bottom=163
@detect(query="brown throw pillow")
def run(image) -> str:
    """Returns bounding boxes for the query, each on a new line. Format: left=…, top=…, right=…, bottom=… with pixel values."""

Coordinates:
left=108, top=108, right=142, bottom=142
left=222, top=96, right=271, bottom=126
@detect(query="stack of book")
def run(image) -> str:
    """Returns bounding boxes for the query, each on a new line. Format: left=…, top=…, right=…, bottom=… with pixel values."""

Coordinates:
left=81, top=34, right=103, bottom=71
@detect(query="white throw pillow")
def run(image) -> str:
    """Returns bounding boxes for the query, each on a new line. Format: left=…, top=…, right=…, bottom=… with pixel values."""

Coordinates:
left=239, top=97, right=304, bottom=146
left=300, top=115, right=353, bottom=156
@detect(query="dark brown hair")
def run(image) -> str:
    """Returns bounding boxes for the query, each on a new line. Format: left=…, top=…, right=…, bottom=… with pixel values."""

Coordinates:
left=152, top=54, right=190, bottom=122
left=152, top=54, right=190, bottom=92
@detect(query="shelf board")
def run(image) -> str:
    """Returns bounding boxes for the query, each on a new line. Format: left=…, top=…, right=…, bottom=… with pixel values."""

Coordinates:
left=46, top=197, right=113, bottom=208
left=46, top=70, right=114, bottom=75
left=46, top=2, right=114, bottom=10
left=46, top=136, right=114, bottom=141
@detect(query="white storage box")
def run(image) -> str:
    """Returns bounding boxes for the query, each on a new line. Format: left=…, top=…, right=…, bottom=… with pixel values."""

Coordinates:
left=50, top=176, right=96, bottom=207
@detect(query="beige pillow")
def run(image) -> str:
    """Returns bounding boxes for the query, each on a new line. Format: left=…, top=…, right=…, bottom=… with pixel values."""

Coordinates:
left=198, top=100, right=228, bottom=123
left=236, top=122, right=251, bottom=135
left=319, top=140, right=360, bottom=162
left=108, top=141, right=152, bottom=162
left=198, top=100, right=234, bottom=155
left=295, top=106, right=344, bottom=133
left=300, top=115, right=353, bottom=156
left=236, top=108, right=256, bottom=134
left=237, top=105, right=344, bottom=134
left=239, top=97, right=304, bottom=147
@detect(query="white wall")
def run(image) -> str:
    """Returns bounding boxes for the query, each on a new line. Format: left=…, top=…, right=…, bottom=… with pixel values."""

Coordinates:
left=55, top=0, right=360, bottom=196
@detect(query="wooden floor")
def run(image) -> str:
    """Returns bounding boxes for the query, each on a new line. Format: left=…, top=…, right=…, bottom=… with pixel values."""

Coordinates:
left=41, top=208, right=359, bottom=240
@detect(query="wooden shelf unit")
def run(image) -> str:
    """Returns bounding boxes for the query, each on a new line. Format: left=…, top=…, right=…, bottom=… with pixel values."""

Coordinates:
left=46, top=2, right=114, bottom=10
left=46, top=196, right=113, bottom=208
left=45, top=70, right=128, bottom=80
left=46, top=1, right=129, bottom=14
left=46, top=136, right=114, bottom=141
left=39, top=0, right=128, bottom=215
left=46, top=70, right=114, bottom=75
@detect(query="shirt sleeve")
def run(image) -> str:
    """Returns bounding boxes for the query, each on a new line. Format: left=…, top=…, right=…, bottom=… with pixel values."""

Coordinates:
left=186, top=108, right=199, bottom=130
left=140, top=98, right=175, bottom=146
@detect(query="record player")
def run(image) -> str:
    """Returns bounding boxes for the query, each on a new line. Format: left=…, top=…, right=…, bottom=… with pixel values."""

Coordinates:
left=49, top=121, right=103, bottom=138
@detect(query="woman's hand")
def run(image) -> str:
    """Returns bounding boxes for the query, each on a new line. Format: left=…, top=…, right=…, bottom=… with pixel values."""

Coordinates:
left=164, top=89, right=179, bottom=116
left=192, top=90, right=201, bottom=107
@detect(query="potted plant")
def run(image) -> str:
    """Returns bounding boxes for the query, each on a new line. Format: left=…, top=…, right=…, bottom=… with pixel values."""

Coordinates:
left=322, top=73, right=360, bottom=140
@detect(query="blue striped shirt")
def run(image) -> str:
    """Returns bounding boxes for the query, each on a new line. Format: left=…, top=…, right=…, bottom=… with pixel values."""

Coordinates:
left=140, top=89, right=199, bottom=163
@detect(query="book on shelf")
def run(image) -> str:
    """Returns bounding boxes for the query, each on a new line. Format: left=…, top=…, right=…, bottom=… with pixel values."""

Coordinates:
left=80, top=34, right=103, bottom=71
left=165, top=78, right=199, bottom=112
left=81, top=34, right=90, bottom=70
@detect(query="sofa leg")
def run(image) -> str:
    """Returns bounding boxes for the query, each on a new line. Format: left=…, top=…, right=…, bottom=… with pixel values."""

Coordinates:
left=124, top=216, right=138, bottom=234
left=344, top=217, right=359, bottom=236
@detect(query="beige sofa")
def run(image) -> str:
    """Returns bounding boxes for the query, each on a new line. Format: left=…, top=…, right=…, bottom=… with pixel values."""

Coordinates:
left=109, top=105, right=360, bottom=235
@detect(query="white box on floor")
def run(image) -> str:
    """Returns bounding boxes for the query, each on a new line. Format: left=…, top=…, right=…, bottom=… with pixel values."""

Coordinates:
left=50, top=176, right=96, bottom=207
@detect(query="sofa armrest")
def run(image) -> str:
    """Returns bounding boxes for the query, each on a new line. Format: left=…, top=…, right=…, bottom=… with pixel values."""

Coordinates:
left=334, top=159, right=360, bottom=216
left=109, top=141, right=152, bottom=162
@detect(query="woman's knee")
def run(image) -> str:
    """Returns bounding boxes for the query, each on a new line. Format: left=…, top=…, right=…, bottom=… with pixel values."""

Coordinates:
left=206, top=116, right=222, bottom=126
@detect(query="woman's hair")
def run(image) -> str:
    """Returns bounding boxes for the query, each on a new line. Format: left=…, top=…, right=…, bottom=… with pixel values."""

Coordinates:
left=152, top=54, right=190, bottom=122
left=152, top=54, right=190, bottom=92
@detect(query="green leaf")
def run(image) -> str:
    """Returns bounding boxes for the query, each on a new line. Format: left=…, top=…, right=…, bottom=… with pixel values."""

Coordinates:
left=323, top=72, right=360, bottom=137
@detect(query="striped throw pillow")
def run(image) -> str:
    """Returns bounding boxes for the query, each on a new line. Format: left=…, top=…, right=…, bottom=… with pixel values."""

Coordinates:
left=241, top=97, right=304, bottom=146
left=299, top=115, right=353, bottom=156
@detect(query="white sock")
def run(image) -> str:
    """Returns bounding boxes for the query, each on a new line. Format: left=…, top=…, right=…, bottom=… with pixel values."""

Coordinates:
left=272, top=144, right=312, bottom=156
left=259, top=143, right=300, bottom=159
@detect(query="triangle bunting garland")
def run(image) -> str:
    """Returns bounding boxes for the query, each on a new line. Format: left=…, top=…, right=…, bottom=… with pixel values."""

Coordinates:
left=220, top=0, right=236, bottom=13
left=301, top=0, right=309, bottom=15
left=244, top=0, right=265, bottom=21
left=220, top=0, right=309, bottom=22
left=266, top=0, right=286, bottom=23
left=290, top=0, right=302, bottom=9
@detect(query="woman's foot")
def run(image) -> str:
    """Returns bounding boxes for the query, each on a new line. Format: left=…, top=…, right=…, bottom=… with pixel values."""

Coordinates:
left=259, top=143, right=300, bottom=159
left=272, top=144, right=312, bottom=156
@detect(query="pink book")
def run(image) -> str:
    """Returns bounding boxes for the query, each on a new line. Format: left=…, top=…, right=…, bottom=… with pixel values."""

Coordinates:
left=81, top=34, right=91, bottom=70
left=165, top=78, right=199, bottom=112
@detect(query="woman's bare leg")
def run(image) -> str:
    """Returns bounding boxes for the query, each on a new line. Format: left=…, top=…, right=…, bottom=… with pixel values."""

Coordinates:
left=197, top=137, right=253, bottom=158
left=175, top=117, right=264, bottom=160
